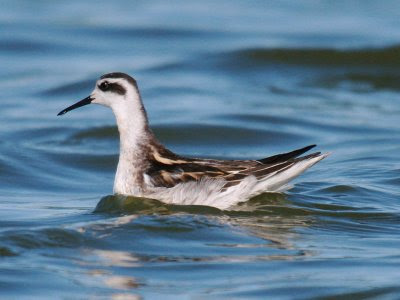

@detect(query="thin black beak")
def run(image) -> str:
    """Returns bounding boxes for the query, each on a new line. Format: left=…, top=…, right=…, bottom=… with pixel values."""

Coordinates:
left=57, top=96, right=93, bottom=116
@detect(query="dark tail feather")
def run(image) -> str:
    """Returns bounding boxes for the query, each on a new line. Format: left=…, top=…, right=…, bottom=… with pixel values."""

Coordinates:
left=257, top=144, right=317, bottom=165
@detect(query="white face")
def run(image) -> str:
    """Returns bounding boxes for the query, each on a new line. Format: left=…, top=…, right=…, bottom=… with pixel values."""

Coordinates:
left=91, top=78, right=130, bottom=108
left=57, top=73, right=142, bottom=117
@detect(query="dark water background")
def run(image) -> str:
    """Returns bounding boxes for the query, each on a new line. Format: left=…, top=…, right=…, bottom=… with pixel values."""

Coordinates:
left=1, top=1, right=400, bottom=299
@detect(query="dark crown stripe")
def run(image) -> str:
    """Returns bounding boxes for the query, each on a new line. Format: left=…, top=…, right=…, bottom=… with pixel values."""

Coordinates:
left=100, top=72, right=138, bottom=88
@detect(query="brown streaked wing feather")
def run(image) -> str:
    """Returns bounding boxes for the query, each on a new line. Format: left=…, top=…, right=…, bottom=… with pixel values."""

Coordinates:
left=146, top=155, right=285, bottom=189
left=146, top=143, right=321, bottom=189
left=146, top=144, right=229, bottom=187
left=146, top=160, right=227, bottom=188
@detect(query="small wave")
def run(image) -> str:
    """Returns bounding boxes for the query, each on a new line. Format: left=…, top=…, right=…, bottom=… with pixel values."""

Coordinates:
left=40, top=79, right=94, bottom=97
left=315, top=286, right=400, bottom=300
left=79, top=26, right=222, bottom=39
left=0, top=39, right=53, bottom=53
left=318, top=184, right=361, bottom=194
left=71, top=126, right=118, bottom=141
left=94, top=195, right=223, bottom=215
left=311, top=73, right=400, bottom=92
left=5, top=228, right=97, bottom=250
left=49, top=152, right=118, bottom=172
left=0, top=246, right=17, bottom=257
left=10, top=126, right=74, bottom=142
left=229, top=46, right=400, bottom=66
left=0, top=38, right=88, bottom=54
left=153, top=124, right=305, bottom=146
left=226, top=285, right=400, bottom=299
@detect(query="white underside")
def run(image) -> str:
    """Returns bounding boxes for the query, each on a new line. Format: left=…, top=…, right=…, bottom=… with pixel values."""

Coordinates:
left=117, top=154, right=328, bottom=210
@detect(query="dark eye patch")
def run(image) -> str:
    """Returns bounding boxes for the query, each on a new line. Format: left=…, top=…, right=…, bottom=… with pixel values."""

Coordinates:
left=108, top=82, right=126, bottom=95
left=98, top=81, right=126, bottom=95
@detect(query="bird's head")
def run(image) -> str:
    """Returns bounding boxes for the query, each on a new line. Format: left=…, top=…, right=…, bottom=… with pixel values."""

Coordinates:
left=57, top=72, right=141, bottom=116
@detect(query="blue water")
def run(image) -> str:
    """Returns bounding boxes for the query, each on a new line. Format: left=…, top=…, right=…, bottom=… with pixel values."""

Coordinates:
left=1, top=1, right=400, bottom=298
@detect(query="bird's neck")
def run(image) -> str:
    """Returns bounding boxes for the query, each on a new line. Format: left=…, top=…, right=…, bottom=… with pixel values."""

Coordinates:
left=113, top=103, right=150, bottom=152
left=112, top=101, right=153, bottom=195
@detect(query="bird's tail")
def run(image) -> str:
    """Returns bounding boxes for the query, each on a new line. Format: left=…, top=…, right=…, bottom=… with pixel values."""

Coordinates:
left=252, top=152, right=330, bottom=195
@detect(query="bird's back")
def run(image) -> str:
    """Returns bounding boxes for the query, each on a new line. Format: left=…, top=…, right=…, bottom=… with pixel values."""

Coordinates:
left=143, top=144, right=328, bottom=208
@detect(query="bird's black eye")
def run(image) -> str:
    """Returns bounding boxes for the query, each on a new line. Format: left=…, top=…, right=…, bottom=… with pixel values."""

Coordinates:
left=99, top=81, right=109, bottom=91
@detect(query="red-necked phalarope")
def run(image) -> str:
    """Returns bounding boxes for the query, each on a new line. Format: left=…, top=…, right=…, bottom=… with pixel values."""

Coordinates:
left=58, top=72, right=328, bottom=209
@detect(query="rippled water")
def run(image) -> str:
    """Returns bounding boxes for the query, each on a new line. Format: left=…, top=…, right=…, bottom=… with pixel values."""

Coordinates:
left=1, top=1, right=400, bottom=298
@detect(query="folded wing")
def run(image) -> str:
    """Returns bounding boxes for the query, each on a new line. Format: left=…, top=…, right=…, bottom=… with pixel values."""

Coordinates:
left=146, top=144, right=322, bottom=190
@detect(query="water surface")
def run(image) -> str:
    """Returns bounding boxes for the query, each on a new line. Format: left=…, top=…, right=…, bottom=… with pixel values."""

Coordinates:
left=1, top=1, right=400, bottom=299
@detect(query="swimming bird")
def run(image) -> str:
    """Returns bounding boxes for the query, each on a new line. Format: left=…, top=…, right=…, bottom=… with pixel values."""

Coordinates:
left=58, top=72, right=328, bottom=209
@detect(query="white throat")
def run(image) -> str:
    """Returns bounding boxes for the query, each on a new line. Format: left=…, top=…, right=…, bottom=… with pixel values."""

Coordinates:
left=111, top=93, right=151, bottom=196
left=112, top=101, right=148, bottom=152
